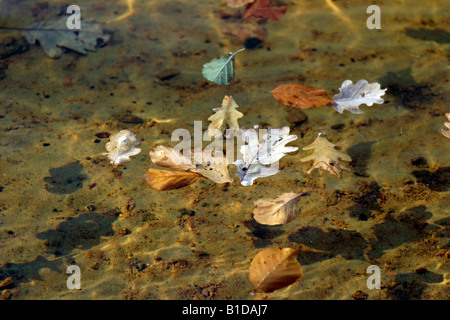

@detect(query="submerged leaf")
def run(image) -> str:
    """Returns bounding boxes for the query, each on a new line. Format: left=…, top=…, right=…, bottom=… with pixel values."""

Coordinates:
left=244, top=0, right=287, bottom=21
left=20, top=18, right=110, bottom=58
left=271, top=83, right=334, bottom=109
left=202, top=48, right=245, bottom=85
left=207, top=95, right=243, bottom=137
left=221, top=22, right=267, bottom=41
left=253, top=192, right=306, bottom=225
left=225, top=0, right=255, bottom=8
left=249, top=248, right=302, bottom=293
left=145, top=168, right=202, bottom=191
left=441, top=113, right=450, bottom=139
left=300, top=133, right=352, bottom=178
left=332, top=79, right=387, bottom=114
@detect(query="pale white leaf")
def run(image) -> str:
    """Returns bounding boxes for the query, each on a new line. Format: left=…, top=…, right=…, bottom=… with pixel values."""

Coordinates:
left=104, top=130, right=141, bottom=166
left=332, top=79, right=387, bottom=114
left=234, top=126, right=298, bottom=186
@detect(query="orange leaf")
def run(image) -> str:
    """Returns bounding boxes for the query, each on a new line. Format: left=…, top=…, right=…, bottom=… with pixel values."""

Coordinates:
left=249, top=248, right=303, bottom=293
left=271, top=83, right=334, bottom=109
left=145, top=168, right=202, bottom=191
left=243, top=0, right=287, bottom=22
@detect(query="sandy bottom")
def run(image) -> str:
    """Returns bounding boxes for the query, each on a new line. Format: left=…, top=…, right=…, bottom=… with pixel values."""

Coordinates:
left=0, top=0, right=449, bottom=300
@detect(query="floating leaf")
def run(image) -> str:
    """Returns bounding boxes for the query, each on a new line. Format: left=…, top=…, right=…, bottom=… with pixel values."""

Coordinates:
left=144, top=168, right=202, bottom=191
left=104, top=130, right=141, bottom=166
left=234, top=126, right=298, bottom=186
left=243, top=0, right=287, bottom=22
left=300, top=133, right=352, bottom=178
left=194, top=152, right=234, bottom=183
left=221, top=22, right=267, bottom=41
left=441, top=113, right=450, bottom=139
left=249, top=248, right=302, bottom=293
left=253, top=192, right=306, bottom=225
left=225, top=0, right=255, bottom=8
left=20, top=17, right=110, bottom=59
left=207, top=95, right=243, bottom=137
left=148, top=145, right=233, bottom=188
left=149, top=145, right=196, bottom=171
left=271, top=83, right=334, bottom=109
left=202, top=48, right=245, bottom=85
left=332, top=79, right=387, bottom=114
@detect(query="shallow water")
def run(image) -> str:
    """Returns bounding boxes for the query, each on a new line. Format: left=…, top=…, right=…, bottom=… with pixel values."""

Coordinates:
left=0, top=0, right=449, bottom=300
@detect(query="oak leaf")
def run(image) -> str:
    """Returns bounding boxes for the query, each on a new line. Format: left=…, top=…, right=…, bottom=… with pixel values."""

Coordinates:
left=332, top=79, right=387, bottom=114
left=253, top=192, right=306, bottom=225
left=271, top=83, right=334, bottom=109
left=249, top=248, right=303, bottom=293
left=244, top=0, right=287, bottom=22
left=300, top=133, right=352, bottom=178
left=207, top=95, right=243, bottom=137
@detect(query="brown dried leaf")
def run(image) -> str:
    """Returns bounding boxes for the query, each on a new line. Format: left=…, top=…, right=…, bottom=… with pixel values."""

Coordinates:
left=249, top=248, right=302, bottom=293
left=243, top=0, right=287, bottom=22
left=145, top=168, right=202, bottom=191
left=225, top=0, right=255, bottom=8
left=253, top=192, right=305, bottom=225
left=271, top=83, right=334, bottom=109
left=221, top=22, right=267, bottom=41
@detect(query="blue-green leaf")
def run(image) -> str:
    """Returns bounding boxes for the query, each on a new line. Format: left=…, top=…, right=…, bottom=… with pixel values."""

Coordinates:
left=202, top=48, right=245, bottom=85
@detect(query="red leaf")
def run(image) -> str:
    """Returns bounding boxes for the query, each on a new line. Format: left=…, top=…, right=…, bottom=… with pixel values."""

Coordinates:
left=243, top=0, right=287, bottom=22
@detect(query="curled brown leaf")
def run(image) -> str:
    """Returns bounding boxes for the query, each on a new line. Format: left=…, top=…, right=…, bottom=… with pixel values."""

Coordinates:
left=253, top=192, right=305, bottom=225
left=249, top=248, right=302, bottom=293
left=145, top=168, right=202, bottom=191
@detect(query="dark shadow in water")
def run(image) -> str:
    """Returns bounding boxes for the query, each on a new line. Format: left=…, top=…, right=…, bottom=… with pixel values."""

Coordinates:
left=387, top=271, right=444, bottom=300
left=347, top=141, right=376, bottom=178
left=347, top=181, right=384, bottom=221
left=243, top=220, right=285, bottom=248
left=37, top=209, right=120, bottom=256
left=412, top=167, right=450, bottom=192
left=378, top=68, right=436, bottom=110
left=43, top=161, right=86, bottom=194
left=288, top=226, right=368, bottom=265
left=404, top=28, right=450, bottom=44
left=0, top=255, right=63, bottom=290
left=367, top=205, right=436, bottom=260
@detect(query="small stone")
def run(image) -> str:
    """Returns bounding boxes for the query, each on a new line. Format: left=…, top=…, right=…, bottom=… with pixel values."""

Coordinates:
left=352, top=290, right=368, bottom=300
left=415, top=267, right=427, bottom=274
left=156, top=68, right=180, bottom=81
left=119, top=228, right=129, bottom=236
